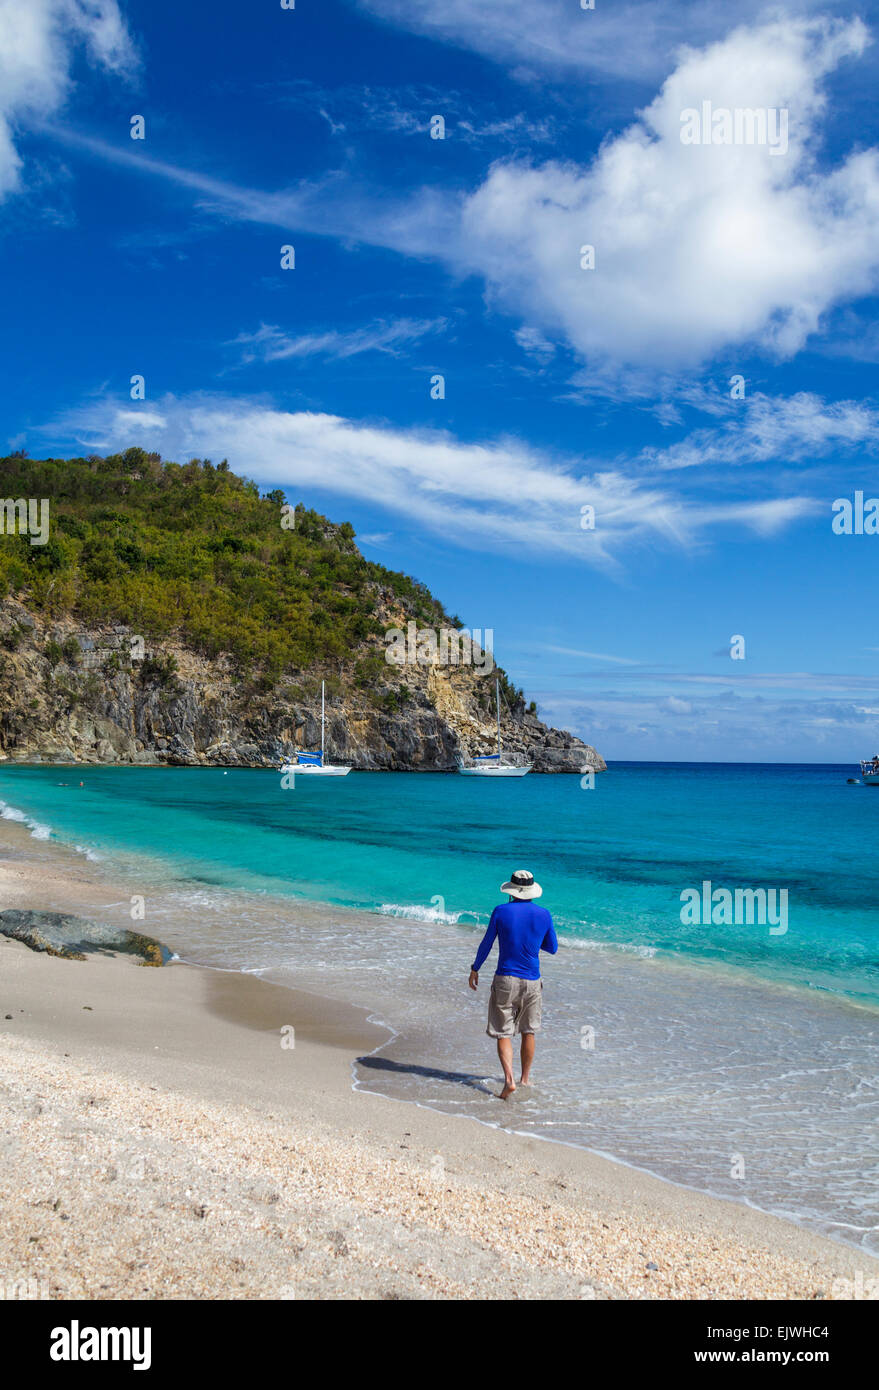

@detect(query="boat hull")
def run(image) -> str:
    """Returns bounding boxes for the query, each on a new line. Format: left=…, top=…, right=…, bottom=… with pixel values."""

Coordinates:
left=280, top=764, right=352, bottom=777
left=457, top=764, right=531, bottom=777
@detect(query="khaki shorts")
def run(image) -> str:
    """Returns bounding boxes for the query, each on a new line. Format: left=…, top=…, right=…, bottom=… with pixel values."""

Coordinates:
left=487, top=974, right=543, bottom=1038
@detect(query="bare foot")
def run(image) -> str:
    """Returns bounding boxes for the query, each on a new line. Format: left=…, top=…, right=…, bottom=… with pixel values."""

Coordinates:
left=519, top=1078, right=532, bottom=1087
left=499, top=1081, right=516, bottom=1100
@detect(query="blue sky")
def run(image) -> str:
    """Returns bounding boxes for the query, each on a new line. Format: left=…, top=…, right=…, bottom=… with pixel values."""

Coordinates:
left=2, top=0, right=879, bottom=762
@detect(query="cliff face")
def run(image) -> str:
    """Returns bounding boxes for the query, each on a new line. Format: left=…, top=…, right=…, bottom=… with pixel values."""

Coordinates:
left=0, top=451, right=606, bottom=773
left=0, top=601, right=605, bottom=773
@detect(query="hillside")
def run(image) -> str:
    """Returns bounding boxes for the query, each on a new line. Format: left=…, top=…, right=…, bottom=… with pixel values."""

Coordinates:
left=0, top=449, right=605, bottom=772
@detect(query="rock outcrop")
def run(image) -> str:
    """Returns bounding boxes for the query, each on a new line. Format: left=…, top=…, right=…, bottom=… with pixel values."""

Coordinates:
left=0, top=601, right=605, bottom=774
left=0, top=909, right=170, bottom=965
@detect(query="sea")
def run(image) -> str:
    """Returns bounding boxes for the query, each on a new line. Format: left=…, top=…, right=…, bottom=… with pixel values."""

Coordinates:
left=1, top=760, right=877, bottom=1253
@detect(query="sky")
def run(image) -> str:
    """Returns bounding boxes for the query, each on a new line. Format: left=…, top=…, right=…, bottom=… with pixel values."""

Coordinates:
left=1, top=0, right=879, bottom=762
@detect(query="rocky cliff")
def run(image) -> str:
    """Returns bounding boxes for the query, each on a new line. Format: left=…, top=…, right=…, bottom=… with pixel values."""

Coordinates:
left=0, top=599, right=604, bottom=773
left=0, top=449, right=605, bottom=773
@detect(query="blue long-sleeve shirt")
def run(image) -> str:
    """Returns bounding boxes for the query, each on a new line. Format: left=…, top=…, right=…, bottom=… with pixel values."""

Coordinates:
left=471, top=900, right=558, bottom=980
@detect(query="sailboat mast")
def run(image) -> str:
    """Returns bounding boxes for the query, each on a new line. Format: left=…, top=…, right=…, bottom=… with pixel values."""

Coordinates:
left=496, top=678, right=501, bottom=759
left=321, top=680, right=325, bottom=759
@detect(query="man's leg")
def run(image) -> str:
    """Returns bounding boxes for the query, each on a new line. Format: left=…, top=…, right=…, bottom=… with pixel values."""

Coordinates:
left=520, top=1032, right=535, bottom=1085
left=496, top=1038, right=516, bottom=1099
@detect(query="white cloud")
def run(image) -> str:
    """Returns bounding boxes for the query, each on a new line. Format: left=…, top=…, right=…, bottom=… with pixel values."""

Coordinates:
left=229, top=317, right=447, bottom=365
left=40, top=393, right=816, bottom=568
left=697, top=496, right=820, bottom=536
left=451, top=18, right=879, bottom=372
left=642, top=392, right=879, bottom=471
left=43, top=123, right=462, bottom=260
left=354, top=0, right=837, bottom=82
left=514, top=325, right=556, bottom=364
left=0, top=0, right=136, bottom=199
left=663, top=695, right=693, bottom=713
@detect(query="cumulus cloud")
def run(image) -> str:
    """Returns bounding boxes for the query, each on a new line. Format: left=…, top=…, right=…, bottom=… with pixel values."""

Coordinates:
left=0, top=0, right=136, bottom=199
left=39, top=393, right=816, bottom=568
left=451, top=18, right=879, bottom=372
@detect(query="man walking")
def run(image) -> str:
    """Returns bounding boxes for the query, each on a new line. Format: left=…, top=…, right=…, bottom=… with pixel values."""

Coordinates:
left=468, top=869, right=558, bottom=1100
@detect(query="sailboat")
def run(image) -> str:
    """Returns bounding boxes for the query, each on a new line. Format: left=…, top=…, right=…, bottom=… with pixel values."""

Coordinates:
left=457, top=678, right=531, bottom=777
left=280, top=681, right=352, bottom=777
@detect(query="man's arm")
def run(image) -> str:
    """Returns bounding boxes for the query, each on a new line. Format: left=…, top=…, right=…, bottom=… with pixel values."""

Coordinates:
left=469, top=911, right=499, bottom=988
left=540, top=913, right=558, bottom=955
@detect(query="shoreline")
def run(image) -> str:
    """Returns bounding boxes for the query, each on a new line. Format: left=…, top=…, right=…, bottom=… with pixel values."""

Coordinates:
left=5, top=776, right=878, bottom=1023
left=1, top=815, right=877, bottom=1298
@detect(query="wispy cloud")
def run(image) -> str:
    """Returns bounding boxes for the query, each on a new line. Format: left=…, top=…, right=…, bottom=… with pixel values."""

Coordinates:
left=39, top=392, right=816, bottom=569
left=228, top=317, right=447, bottom=366
left=565, top=670, right=879, bottom=693
left=39, top=124, right=462, bottom=259
left=642, top=393, right=879, bottom=472
left=538, top=644, right=641, bottom=665
left=270, top=79, right=560, bottom=145
left=353, top=0, right=857, bottom=82
left=514, top=325, right=556, bottom=365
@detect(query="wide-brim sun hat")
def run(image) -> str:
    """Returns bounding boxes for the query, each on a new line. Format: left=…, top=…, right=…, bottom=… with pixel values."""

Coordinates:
left=501, top=869, right=543, bottom=900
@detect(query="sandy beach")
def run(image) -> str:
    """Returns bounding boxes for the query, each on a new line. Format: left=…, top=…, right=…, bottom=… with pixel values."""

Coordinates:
left=0, top=817, right=876, bottom=1301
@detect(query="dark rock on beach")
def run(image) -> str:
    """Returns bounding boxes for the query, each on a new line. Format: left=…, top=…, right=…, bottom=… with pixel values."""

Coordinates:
left=0, top=910, right=170, bottom=966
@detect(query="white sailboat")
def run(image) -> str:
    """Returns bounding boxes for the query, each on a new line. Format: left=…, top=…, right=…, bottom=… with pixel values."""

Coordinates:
left=280, top=681, right=352, bottom=777
left=457, top=679, right=531, bottom=777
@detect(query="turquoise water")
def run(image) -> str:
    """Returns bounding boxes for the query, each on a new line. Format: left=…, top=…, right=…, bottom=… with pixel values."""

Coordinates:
left=2, top=761, right=878, bottom=1251
left=1, top=761, right=878, bottom=1003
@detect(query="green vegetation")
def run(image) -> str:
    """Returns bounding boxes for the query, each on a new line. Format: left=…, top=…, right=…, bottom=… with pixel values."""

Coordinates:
left=0, top=621, right=28, bottom=651
left=0, top=449, right=456, bottom=681
left=475, top=670, right=525, bottom=711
